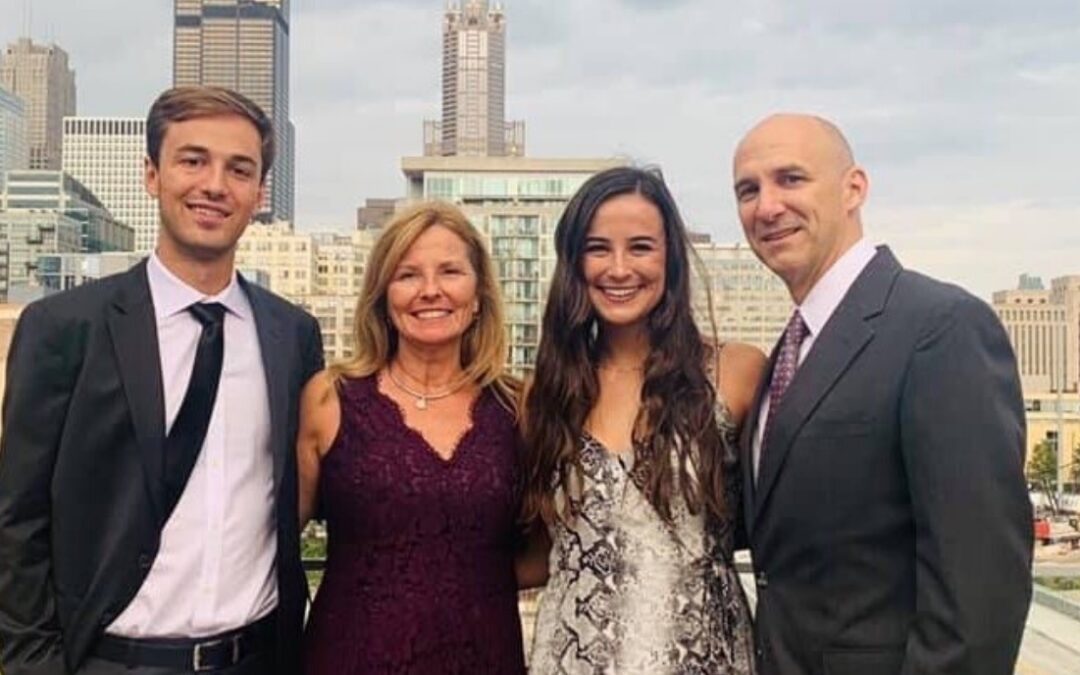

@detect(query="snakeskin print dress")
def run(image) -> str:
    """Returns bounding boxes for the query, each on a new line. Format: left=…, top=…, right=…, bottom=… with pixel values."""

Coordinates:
left=530, top=402, right=755, bottom=675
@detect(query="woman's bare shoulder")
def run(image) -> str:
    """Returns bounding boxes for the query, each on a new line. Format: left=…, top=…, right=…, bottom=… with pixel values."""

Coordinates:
left=714, top=341, right=768, bottom=425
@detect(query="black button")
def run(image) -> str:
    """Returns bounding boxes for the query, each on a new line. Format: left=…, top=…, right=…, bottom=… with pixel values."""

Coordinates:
left=755, top=571, right=769, bottom=588
left=137, top=553, right=153, bottom=570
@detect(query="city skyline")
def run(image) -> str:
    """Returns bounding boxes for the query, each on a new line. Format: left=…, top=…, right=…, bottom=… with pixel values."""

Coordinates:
left=0, top=0, right=1077, bottom=299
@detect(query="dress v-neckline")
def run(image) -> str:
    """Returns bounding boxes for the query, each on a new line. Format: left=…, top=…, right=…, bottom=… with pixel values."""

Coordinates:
left=582, top=430, right=634, bottom=471
left=373, top=375, right=484, bottom=464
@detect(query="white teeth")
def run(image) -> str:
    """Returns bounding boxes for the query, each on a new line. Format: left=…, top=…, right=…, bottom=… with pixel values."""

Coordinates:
left=603, top=288, right=638, bottom=299
left=191, top=206, right=225, bottom=218
left=415, top=310, right=451, bottom=319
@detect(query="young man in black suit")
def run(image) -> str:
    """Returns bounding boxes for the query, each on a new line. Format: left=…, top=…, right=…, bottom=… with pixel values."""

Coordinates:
left=0, top=86, right=323, bottom=674
left=732, top=113, right=1032, bottom=675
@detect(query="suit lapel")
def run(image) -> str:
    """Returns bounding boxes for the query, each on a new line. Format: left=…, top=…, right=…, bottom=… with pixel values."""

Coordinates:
left=106, top=261, right=168, bottom=524
left=753, top=248, right=902, bottom=519
left=242, top=277, right=287, bottom=492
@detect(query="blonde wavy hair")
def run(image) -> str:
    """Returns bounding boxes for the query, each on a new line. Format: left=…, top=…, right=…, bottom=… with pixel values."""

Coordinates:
left=330, top=201, right=519, bottom=411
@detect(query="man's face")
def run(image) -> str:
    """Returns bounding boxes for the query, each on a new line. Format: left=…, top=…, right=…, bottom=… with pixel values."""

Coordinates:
left=732, top=116, right=866, bottom=303
left=145, top=113, right=265, bottom=266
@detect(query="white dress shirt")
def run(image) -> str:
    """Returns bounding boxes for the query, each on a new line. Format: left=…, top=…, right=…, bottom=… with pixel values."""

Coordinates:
left=107, top=253, right=276, bottom=638
left=752, top=239, right=878, bottom=480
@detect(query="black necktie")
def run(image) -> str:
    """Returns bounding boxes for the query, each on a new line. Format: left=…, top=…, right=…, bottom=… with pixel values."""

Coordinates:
left=160, top=302, right=227, bottom=524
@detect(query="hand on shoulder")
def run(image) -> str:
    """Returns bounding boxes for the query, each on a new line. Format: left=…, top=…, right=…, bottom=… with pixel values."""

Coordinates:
left=715, top=341, right=768, bottom=426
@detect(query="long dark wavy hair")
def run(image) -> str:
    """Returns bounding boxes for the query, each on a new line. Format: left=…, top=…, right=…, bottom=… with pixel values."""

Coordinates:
left=522, top=166, right=723, bottom=527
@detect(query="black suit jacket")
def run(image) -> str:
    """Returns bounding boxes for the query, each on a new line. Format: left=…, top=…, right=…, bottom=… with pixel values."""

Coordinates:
left=741, top=248, right=1032, bottom=675
left=0, top=261, right=324, bottom=675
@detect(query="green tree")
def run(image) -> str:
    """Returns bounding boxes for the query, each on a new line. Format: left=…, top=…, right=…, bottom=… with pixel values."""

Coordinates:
left=1029, top=439, right=1058, bottom=487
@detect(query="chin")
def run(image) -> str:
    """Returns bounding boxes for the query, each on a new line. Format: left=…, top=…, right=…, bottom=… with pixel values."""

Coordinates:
left=597, top=312, right=650, bottom=329
left=403, top=332, right=466, bottom=349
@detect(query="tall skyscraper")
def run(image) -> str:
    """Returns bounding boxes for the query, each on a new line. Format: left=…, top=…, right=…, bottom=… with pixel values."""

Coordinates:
left=423, top=1, right=525, bottom=157
left=62, top=117, right=157, bottom=253
left=0, top=39, right=76, bottom=171
left=0, top=86, right=29, bottom=186
left=173, top=0, right=294, bottom=222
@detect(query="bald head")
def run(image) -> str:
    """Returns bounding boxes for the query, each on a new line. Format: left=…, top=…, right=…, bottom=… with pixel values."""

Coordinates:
left=735, top=113, right=855, bottom=177
left=731, top=113, right=869, bottom=303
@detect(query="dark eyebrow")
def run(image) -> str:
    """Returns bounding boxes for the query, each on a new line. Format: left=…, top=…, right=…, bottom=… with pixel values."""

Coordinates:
left=175, top=144, right=209, bottom=156
left=175, top=144, right=258, bottom=168
left=228, top=155, right=258, bottom=169
left=628, top=235, right=659, bottom=244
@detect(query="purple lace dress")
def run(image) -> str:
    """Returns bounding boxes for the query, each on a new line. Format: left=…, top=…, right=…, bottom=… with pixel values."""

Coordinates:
left=302, top=375, right=526, bottom=674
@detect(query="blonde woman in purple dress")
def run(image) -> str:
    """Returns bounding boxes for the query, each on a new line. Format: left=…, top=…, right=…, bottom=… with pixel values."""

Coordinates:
left=296, top=202, right=526, bottom=674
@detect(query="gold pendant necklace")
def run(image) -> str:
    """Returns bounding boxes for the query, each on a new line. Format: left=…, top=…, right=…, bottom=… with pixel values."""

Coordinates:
left=386, top=366, right=463, bottom=410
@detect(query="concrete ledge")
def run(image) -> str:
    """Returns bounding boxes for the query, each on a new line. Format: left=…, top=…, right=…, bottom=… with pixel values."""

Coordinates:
left=1032, top=583, right=1080, bottom=622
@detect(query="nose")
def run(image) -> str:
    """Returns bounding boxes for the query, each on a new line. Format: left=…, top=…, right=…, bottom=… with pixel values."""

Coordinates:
left=200, top=163, right=227, bottom=198
left=419, top=274, right=442, bottom=300
left=609, top=249, right=632, bottom=279
left=754, top=184, right=785, bottom=223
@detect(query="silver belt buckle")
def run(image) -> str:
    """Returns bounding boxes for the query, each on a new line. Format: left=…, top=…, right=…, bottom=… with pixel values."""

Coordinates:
left=192, top=634, right=241, bottom=672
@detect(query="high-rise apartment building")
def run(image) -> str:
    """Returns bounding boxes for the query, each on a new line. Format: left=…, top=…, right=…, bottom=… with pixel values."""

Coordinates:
left=0, top=39, right=76, bottom=171
left=305, top=231, right=371, bottom=361
left=423, top=1, right=525, bottom=157
left=62, top=117, right=158, bottom=253
left=235, top=224, right=372, bottom=361
left=692, top=240, right=791, bottom=353
left=1051, top=276, right=1080, bottom=394
left=173, top=0, right=294, bottom=222
left=0, top=170, right=133, bottom=299
left=235, top=221, right=315, bottom=297
left=0, top=86, right=29, bottom=187
left=993, top=275, right=1080, bottom=395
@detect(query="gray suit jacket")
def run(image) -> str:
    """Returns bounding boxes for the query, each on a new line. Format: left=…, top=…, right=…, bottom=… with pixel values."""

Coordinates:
left=0, top=261, right=324, bottom=674
left=741, top=247, right=1032, bottom=675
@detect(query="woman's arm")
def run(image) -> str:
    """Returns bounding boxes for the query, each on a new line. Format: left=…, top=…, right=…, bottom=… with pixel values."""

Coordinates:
left=297, top=370, right=341, bottom=528
left=715, top=341, right=768, bottom=427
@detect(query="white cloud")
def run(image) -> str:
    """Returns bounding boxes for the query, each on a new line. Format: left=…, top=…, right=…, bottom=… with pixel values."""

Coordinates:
left=871, top=201, right=1080, bottom=298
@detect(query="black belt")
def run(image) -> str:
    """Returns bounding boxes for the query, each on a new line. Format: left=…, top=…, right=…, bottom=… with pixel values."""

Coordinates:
left=93, top=611, right=276, bottom=672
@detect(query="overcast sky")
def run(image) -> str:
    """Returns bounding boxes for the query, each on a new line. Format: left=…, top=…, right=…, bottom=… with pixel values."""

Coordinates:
left=1, top=0, right=1078, bottom=299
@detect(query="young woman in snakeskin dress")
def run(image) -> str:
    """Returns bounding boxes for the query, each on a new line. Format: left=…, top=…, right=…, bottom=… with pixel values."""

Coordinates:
left=520, top=167, right=767, bottom=674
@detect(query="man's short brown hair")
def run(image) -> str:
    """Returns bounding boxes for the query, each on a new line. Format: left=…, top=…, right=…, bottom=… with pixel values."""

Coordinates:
left=146, top=86, right=275, bottom=181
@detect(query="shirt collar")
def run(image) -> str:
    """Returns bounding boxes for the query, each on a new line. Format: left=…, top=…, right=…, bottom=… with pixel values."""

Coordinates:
left=147, top=252, right=250, bottom=322
left=797, top=238, right=877, bottom=338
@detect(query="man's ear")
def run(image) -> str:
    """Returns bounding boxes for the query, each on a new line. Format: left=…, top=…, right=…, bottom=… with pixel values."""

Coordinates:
left=843, top=165, right=869, bottom=212
left=144, top=156, right=160, bottom=199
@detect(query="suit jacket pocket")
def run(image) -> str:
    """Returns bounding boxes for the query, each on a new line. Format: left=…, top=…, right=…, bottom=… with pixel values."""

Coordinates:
left=822, top=647, right=904, bottom=675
